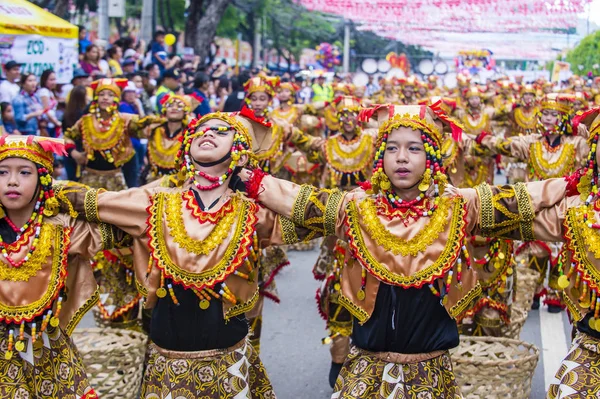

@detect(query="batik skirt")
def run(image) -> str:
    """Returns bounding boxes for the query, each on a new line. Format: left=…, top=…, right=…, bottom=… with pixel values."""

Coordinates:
left=0, top=325, right=98, bottom=399
left=141, top=338, right=276, bottom=399
left=332, top=345, right=462, bottom=399
left=547, top=332, right=600, bottom=398
left=80, top=168, right=128, bottom=191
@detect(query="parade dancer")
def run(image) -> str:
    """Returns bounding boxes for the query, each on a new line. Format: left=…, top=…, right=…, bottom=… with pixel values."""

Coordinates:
left=244, top=103, right=570, bottom=397
left=65, top=78, right=162, bottom=328
left=478, top=93, right=590, bottom=312
left=0, top=135, right=124, bottom=399
left=141, top=94, right=191, bottom=185
left=543, top=108, right=600, bottom=398
left=57, top=112, right=315, bottom=398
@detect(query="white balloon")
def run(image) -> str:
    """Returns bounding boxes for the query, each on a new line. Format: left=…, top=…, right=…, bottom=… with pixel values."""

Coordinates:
left=378, top=59, right=391, bottom=73
left=362, top=59, right=378, bottom=74
left=418, top=59, right=434, bottom=75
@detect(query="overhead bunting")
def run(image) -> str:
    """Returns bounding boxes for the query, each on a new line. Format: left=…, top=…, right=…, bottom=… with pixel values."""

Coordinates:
left=296, top=0, right=591, bottom=59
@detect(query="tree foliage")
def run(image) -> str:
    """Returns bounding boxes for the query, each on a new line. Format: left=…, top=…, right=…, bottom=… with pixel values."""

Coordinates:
left=566, top=30, right=600, bottom=75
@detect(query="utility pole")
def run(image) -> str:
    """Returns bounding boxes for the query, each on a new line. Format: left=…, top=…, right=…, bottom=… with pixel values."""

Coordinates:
left=253, top=15, right=262, bottom=69
left=98, top=0, right=110, bottom=41
left=140, top=0, right=154, bottom=44
left=343, top=21, right=351, bottom=73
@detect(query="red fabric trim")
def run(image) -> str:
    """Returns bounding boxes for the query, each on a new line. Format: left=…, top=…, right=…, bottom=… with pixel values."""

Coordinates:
left=565, top=169, right=583, bottom=197
left=239, top=105, right=273, bottom=127
left=315, top=286, right=328, bottom=321
left=475, top=131, right=491, bottom=145
left=259, top=290, right=280, bottom=303
left=261, top=260, right=290, bottom=290
left=245, top=168, right=268, bottom=200
left=543, top=297, right=565, bottom=308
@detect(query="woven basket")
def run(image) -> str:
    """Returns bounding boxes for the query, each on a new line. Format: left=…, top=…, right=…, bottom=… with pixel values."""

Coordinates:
left=514, top=267, right=539, bottom=312
left=92, top=308, right=142, bottom=331
left=72, top=328, right=147, bottom=399
left=452, top=336, right=539, bottom=399
left=500, top=306, right=528, bottom=339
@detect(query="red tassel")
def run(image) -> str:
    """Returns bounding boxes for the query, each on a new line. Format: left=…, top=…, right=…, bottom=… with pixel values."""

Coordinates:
left=358, top=104, right=387, bottom=122
left=37, top=138, right=67, bottom=156
left=245, top=168, right=268, bottom=200
left=239, top=105, right=272, bottom=127
left=475, top=131, right=491, bottom=145
left=357, top=180, right=372, bottom=191
left=564, top=169, right=583, bottom=197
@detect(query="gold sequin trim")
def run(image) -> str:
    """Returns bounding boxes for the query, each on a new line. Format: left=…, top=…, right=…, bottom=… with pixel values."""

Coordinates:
left=84, top=188, right=101, bottom=223
left=0, top=223, right=55, bottom=282
left=358, top=196, right=452, bottom=257
left=291, top=185, right=314, bottom=226
left=338, top=292, right=369, bottom=324
left=0, top=225, right=69, bottom=323
left=514, top=182, right=535, bottom=241
left=476, top=183, right=494, bottom=234
left=449, top=283, right=482, bottom=319
left=280, top=216, right=299, bottom=245
left=166, top=193, right=238, bottom=255
left=148, top=193, right=258, bottom=290
left=346, top=197, right=466, bottom=287
left=65, top=289, right=100, bottom=336
left=324, top=190, right=344, bottom=237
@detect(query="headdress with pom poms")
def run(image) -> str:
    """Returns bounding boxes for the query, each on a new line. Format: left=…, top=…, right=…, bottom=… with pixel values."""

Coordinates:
left=176, top=112, right=255, bottom=191
left=358, top=104, right=462, bottom=207
left=538, top=93, right=576, bottom=135
left=0, top=135, right=68, bottom=220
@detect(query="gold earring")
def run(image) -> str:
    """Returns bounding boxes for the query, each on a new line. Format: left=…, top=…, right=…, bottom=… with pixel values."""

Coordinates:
left=418, top=169, right=432, bottom=192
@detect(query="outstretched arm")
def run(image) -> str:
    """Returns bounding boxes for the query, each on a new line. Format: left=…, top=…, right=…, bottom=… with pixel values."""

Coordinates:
left=460, top=177, right=573, bottom=242
left=477, top=132, right=539, bottom=160
left=245, top=169, right=349, bottom=242
left=55, top=182, right=157, bottom=237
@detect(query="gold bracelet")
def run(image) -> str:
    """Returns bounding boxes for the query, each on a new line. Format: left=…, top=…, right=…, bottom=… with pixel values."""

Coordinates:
left=84, top=188, right=101, bottom=223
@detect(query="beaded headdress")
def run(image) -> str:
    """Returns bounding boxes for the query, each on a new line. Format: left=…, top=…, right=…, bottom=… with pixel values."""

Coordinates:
left=177, top=112, right=255, bottom=191
left=0, top=135, right=65, bottom=173
left=0, top=135, right=67, bottom=217
left=359, top=104, right=460, bottom=195
left=540, top=93, right=573, bottom=114
left=159, top=94, right=191, bottom=114
left=332, top=83, right=354, bottom=96
left=464, top=86, right=485, bottom=99
left=244, top=76, right=280, bottom=97
left=278, top=82, right=300, bottom=95
left=333, top=96, right=361, bottom=115
left=90, top=78, right=128, bottom=97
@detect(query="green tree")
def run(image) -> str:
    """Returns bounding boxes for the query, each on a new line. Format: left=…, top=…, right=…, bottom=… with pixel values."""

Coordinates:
left=566, top=30, right=600, bottom=75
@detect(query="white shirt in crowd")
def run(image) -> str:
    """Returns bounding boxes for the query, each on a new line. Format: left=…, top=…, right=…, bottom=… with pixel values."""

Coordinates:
left=0, top=79, right=20, bottom=103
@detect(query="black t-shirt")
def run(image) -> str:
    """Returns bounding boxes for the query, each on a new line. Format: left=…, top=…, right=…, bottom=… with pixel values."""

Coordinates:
left=352, top=283, right=459, bottom=353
